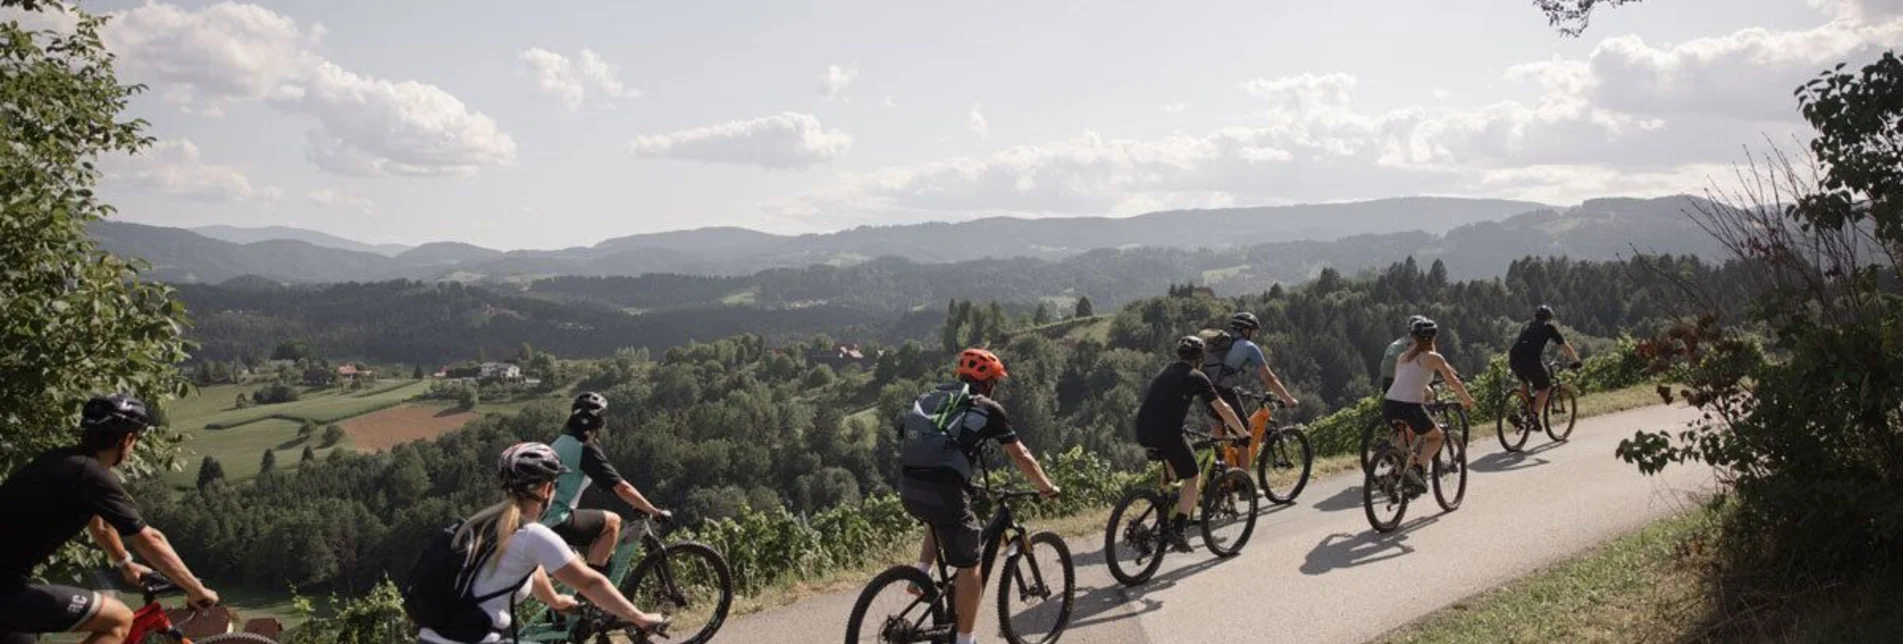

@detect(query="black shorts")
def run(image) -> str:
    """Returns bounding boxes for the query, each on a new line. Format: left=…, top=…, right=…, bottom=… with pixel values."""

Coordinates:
left=1381, top=399, right=1436, bottom=433
left=550, top=508, right=611, bottom=548
left=0, top=581, right=102, bottom=637
left=1138, top=431, right=1198, bottom=480
left=898, top=474, right=982, bottom=569
left=1510, top=358, right=1552, bottom=391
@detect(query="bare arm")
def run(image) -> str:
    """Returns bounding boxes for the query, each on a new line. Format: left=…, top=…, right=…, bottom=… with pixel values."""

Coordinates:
left=530, top=568, right=577, bottom=612
left=89, top=517, right=151, bottom=585
left=552, top=560, right=656, bottom=626
left=1209, top=399, right=1247, bottom=438
left=1430, top=355, right=1477, bottom=408
left=1002, top=442, right=1059, bottom=496
left=1561, top=343, right=1582, bottom=364
left=127, top=527, right=216, bottom=606
left=1258, top=365, right=1297, bottom=406
left=612, top=481, right=664, bottom=516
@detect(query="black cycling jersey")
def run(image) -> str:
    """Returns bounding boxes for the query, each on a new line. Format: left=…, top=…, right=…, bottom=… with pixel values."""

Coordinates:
left=1134, top=362, right=1220, bottom=443
left=1509, top=321, right=1566, bottom=363
left=564, top=429, right=627, bottom=490
left=0, top=447, right=146, bottom=581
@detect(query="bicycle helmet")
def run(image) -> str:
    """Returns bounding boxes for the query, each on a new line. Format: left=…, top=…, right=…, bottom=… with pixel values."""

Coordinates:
left=1229, top=312, right=1261, bottom=333
left=956, top=348, right=1009, bottom=383
left=1175, top=335, right=1207, bottom=361
left=82, top=394, right=153, bottom=435
left=1406, top=314, right=1426, bottom=328
left=572, top=392, right=608, bottom=415
left=1534, top=305, right=1554, bottom=321
left=498, top=442, right=569, bottom=488
left=1410, top=318, right=1439, bottom=340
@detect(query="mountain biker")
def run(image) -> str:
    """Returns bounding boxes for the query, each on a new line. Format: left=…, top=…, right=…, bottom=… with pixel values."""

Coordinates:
left=897, top=348, right=1060, bottom=644
left=0, top=395, right=220, bottom=644
left=1508, top=305, right=1583, bottom=424
left=419, top=442, right=666, bottom=643
left=1382, top=320, right=1476, bottom=496
left=542, top=393, right=670, bottom=578
left=1380, top=314, right=1429, bottom=392
left=1208, top=312, right=1299, bottom=420
left=1136, top=336, right=1250, bottom=553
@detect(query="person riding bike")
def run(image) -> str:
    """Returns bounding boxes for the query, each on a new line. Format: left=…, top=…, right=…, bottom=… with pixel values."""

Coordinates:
left=1379, top=314, right=1429, bottom=392
left=420, top=442, right=665, bottom=643
left=1382, top=320, right=1476, bottom=496
left=1507, top=305, right=1582, bottom=425
left=541, top=393, right=671, bottom=579
left=1205, top=312, right=1299, bottom=423
left=0, top=394, right=220, bottom=644
left=1135, top=336, right=1250, bottom=553
left=896, top=348, right=1060, bottom=644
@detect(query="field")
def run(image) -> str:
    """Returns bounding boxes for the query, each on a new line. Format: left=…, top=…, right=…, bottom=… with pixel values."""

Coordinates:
left=160, top=380, right=430, bottom=486
left=341, top=403, right=481, bottom=452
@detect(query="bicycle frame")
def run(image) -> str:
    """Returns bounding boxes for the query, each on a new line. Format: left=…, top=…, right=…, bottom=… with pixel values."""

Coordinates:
left=122, top=577, right=226, bottom=644
left=517, top=514, right=667, bottom=642
left=909, top=491, right=1045, bottom=640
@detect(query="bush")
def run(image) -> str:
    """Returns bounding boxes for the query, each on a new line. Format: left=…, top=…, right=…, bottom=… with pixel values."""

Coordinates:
left=252, top=382, right=299, bottom=405
left=284, top=579, right=408, bottom=644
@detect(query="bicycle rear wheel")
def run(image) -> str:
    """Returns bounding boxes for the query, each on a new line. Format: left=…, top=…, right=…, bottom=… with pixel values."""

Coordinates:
left=194, top=635, right=279, bottom=643
left=1358, top=416, right=1382, bottom=474
left=622, top=542, right=734, bottom=644
left=846, top=565, right=945, bottom=644
left=1433, top=410, right=1469, bottom=512
left=1200, top=469, right=1259, bottom=557
left=1103, top=489, right=1168, bottom=586
left=996, top=531, right=1074, bottom=644
left=1256, top=427, right=1313, bottom=504
left=1363, top=443, right=1409, bottom=533
left=1544, top=384, right=1579, bottom=442
left=1495, top=389, right=1531, bottom=453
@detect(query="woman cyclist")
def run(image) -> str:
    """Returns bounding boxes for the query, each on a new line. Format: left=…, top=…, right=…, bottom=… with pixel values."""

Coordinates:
left=1381, top=319, right=1476, bottom=496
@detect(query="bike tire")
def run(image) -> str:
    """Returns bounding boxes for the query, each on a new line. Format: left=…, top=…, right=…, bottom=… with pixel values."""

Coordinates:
left=1103, top=489, right=1168, bottom=586
left=1495, top=389, right=1531, bottom=453
left=622, top=542, right=734, bottom=644
left=1257, top=427, right=1314, bottom=505
left=193, top=635, right=280, bottom=644
left=1200, top=469, right=1258, bottom=557
left=1433, top=410, right=1470, bottom=512
left=996, top=531, right=1074, bottom=644
left=845, top=565, right=942, bottom=644
left=1363, top=446, right=1409, bottom=533
left=1358, top=416, right=1381, bottom=474
left=1545, top=384, right=1579, bottom=442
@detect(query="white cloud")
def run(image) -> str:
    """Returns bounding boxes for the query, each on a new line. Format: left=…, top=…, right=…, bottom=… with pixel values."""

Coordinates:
left=630, top=112, right=852, bottom=169
left=818, top=63, right=859, bottom=99
left=967, top=103, right=990, bottom=138
left=884, top=96, right=899, bottom=108
left=1160, top=101, right=1190, bottom=114
left=1239, top=72, right=1358, bottom=118
left=97, top=2, right=516, bottom=176
left=307, top=188, right=374, bottom=214
left=521, top=47, right=638, bottom=110
left=100, top=139, right=282, bottom=203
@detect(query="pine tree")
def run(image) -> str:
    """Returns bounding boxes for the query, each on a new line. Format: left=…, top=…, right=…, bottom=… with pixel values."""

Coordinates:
left=259, top=449, right=277, bottom=473
left=1074, top=296, right=1095, bottom=318
left=1033, top=303, right=1052, bottom=326
left=195, top=457, right=225, bottom=489
left=301, top=445, right=317, bottom=464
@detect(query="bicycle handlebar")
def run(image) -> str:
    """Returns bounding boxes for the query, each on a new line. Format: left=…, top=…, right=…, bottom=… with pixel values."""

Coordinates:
left=1237, top=390, right=1288, bottom=408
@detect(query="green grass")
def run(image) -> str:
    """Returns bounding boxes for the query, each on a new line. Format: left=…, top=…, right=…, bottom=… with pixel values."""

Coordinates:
left=180, top=380, right=429, bottom=430
left=1201, top=264, right=1251, bottom=284
left=159, top=380, right=429, bottom=486
left=164, top=418, right=355, bottom=486
left=720, top=286, right=761, bottom=305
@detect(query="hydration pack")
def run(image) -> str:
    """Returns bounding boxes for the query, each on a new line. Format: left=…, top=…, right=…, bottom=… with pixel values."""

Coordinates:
left=401, top=519, right=531, bottom=642
left=896, top=383, right=990, bottom=481
left=1196, top=328, right=1240, bottom=382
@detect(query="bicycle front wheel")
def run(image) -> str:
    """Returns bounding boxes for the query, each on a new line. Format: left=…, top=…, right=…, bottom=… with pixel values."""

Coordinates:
left=1257, top=428, right=1314, bottom=505
left=846, top=565, right=943, bottom=644
left=996, top=531, right=1074, bottom=644
left=1495, top=389, right=1530, bottom=453
left=1433, top=410, right=1470, bottom=512
left=1104, top=489, right=1168, bottom=586
left=1358, top=416, right=1382, bottom=474
left=1200, top=469, right=1259, bottom=557
left=623, top=542, right=734, bottom=644
left=1363, top=444, right=1409, bottom=533
left=1545, top=384, right=1579, bottom=442
left=194, top=635, right=280, bottom=644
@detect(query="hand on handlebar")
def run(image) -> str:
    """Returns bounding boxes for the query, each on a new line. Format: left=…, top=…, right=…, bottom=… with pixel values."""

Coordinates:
left=1569, top=361, right=1584, bottom=371
left=549, top=593, right=580, bottom=613
left=1038, top=483, right=1062, bottom=500
left=119, top=561, right=154, bottom=587
left=648, top=509, right=673, bottom=524
left=185, top=585, right=220, bottom=610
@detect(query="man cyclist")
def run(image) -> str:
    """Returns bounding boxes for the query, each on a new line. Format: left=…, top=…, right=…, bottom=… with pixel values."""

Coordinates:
left=1136, top=336, right=1250, bottom=553
left=897, top=348, right=1060, bottom=644
left=0, top=395, right=220, bottom=644
left=1207, top=312, right=1299, bottom=420
left=1508, top=305, right=1582, bottom=425
left=1380, top=315, right=1429, bottom=392
left=541, top=392, right=671, bottom=578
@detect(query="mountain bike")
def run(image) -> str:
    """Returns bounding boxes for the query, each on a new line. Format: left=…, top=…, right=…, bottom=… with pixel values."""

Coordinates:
left=1360, top=380, right=1452, bottom=474
left=518, top=513, right=733, bottom=644
left=1495, top=359, right=1581, bottom=452
left=124, top=574, right=276, bottom=643
left=1104, top=429, right=1259, bottom=586
left=1234, top=391, right=1313, bottom=505
left=845, top=488, right=1074, bottom=644
left=1363, top=399, right=1469, bottom=533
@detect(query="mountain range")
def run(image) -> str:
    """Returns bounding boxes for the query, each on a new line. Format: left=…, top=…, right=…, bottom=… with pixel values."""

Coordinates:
left=192, top=225, right=413, bottom=257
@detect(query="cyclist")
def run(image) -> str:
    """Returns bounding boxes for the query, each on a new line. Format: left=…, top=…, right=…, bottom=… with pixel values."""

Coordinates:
left=1207, top=312, right=1299, bottom=421
left=542, top=393, right=671, bottom=579
left=1508, top=305, right=1583, bottom=425
left=0, top=395, right=220, bottom=644
left=1382, top=319, right=1476, bottom=496
left=1379, top=314, right=1429, bottom=392
left=896, top=348, right=1060, bottom=644
left=1136, top=336, right=1250, bottom=553
left=420, top=442, right=665, bottom=643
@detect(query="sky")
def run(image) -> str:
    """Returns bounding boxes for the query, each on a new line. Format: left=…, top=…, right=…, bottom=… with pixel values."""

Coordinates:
left=11, top=0, right=1902, bottom=249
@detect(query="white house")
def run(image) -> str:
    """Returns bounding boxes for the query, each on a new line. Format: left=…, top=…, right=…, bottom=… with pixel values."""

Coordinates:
left=479, top=362, right=522, bottom=381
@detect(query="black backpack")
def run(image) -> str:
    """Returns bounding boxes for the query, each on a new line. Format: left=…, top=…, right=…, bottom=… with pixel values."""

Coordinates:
left=896, top=383, right=987, bottom=481
left=401, top=519, right=532, bottom=642
left=1196, top=328, right=1239, bottom=382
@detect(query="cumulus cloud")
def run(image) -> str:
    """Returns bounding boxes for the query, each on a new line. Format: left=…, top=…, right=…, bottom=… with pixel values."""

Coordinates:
left=1160, top=101, right=1190, bottom=114
left=1239, top=72, right=1358, bottom=117
left=100, top=139, right=282, bottom=203
left=306, top=188, right=373, bottom=214
left=968, top=104, right=990, bottom=138
left=818, top=63, right=859, bottom=99
left=96, top=2, right=516, bottom=176
left=521, top=47, right=638, bottom=110
left=630, top=112, right=852, bottom=169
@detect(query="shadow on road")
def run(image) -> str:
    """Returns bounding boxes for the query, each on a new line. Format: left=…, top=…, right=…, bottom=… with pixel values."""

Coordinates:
left=1311, top=484, right=1364, bottom=513
left=1470, top=440, right=1562, bottom=473
left=1299, top=516, right=1439, bottom=576
left=1064, top=553, right=1234, bottom=631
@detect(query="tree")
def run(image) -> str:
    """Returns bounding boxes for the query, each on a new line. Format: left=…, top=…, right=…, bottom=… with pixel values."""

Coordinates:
left=1074, top=296, right=1094, bottom=318
left=802, top=364, right=836, bottom=389
left=234, top=393, right=251, bottom=409
left=1033, top=302, right=1052, bottom=326
left=455, top=385, right=479, bottom=410
left=1533, top=0, right=1642, bottom=36
left=412, top=364, right=425, bottom=379
left=1, top=1, right=194, bottom=488
left=271, top=339, right=314, bottom=362
left=260, top=449, right=278, bottom=473
left=195, top=457, right=225, bottom=489
left=323, top=424, right=346, bottom=447
left=299, top=420, right=318, bottom=443
left=301, top=444, right=317, bottom=464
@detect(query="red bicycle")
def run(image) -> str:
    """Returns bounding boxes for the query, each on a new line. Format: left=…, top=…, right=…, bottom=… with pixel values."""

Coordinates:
left=125, top=575, right=275, bottom=644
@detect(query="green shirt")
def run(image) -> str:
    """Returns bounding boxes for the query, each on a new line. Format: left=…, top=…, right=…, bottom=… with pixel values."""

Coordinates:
left=1379, top=337, right=1411, bottom=379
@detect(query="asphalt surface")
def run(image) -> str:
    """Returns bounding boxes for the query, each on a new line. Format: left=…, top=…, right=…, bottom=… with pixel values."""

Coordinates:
left=718, top=403, right=1713, bottom=644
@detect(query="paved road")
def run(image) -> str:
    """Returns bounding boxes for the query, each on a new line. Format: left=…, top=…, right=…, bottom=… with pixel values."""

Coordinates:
left=718, top=404, right=1713, bottom=643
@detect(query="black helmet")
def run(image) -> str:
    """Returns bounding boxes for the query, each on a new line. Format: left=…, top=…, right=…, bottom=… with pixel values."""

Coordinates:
left=1534, top=305, right=1554, bottom=321
left=1175, top=336, right=1207, bottom=361
left=1406, top=314, right=1426, bottom=327
left=572, top=392, right=608, bottom=415
left=1229, top=312, right=1261, bottom=333
left=82, top=394, right=153, bottom=435
left=1410, top=318, right=1439, bottom=340
left=498, top=442, right=569, bottom=487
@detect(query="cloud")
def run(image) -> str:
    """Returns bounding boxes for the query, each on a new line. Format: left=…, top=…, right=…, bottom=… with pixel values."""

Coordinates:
left=307, top=188, right=373, bottom=214
left=1160, top=101, right=1190, bottom=114
left=521, top=47, right=638, bottom=110
left=968, top=103, right=990, bottom=138
left=1239, top=72, right=1358, bottom=117
left=630, top=112, right=852, bottom=169
left=97, top=2, right=516, bottom=176
left=818, top=63, right=859, bottom=99
left=100, top=139, right=282, bottom=203
left=884, top=96, right=899, bottom=108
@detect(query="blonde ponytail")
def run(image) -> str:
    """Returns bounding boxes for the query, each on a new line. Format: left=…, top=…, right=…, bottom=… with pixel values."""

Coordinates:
left=452, top=492, right=531, bottom=571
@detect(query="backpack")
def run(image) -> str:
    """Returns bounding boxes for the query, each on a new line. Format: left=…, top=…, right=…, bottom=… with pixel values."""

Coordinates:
left=401, top=519, right=533, bottom=642
left=1196, top=328, right=1239, bottom=382
left=896, top=383, right=989, bottom=481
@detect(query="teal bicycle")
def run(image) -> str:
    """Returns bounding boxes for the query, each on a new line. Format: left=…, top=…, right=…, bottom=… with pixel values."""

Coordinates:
left=517, top=514, right=734, bottom=643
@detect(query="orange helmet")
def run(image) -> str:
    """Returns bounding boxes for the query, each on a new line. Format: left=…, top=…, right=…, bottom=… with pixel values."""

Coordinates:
left=956, top=348, right=1009, bottom=383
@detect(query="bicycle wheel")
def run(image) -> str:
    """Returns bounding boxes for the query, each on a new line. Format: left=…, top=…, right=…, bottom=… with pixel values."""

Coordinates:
left=1433, top=411, right=1469, bottom=512
left=194, top=635, right=279, bottom=643
left=1358, top=416, right=1382, bottom=474
left=1495, top=389, right=1531, bottom=453
left=1103, top=489, right=1168, bottom=586
left=1200, top=469, right=1258, bottom=557
left=622, top=542, right=734, bottom=644
left=1362, top=443, right=1409, bottom=533
left=996, top=531, right=1074, bottom=644
left=1257, top=427, right=1314, bottom=505
left=1545, top=384, right=1579, bottom=442
left=846, top=565, right=944, bottom=644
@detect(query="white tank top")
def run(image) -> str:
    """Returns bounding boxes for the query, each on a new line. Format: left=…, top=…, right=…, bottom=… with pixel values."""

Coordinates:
left=1386, top=352, right=1434, bottom=403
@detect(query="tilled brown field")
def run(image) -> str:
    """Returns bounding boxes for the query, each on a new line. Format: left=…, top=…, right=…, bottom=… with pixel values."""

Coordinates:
left=341, top=403, right=479, bottom=452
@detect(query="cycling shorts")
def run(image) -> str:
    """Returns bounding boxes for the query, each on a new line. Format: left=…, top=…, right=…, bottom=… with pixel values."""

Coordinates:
left=0, top=580, right=102, bottom=639
left=898, top=474, right=982, bottom=569
left=550, top=508, right=611, bottom=548
left=1381, top=399, right=1436, bottom=434
left=1509, top=358, right=1552, bottom=391
left=1138, top=432, right=1198, bottom=481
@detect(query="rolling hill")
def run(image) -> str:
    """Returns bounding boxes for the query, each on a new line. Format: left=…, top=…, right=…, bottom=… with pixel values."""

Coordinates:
left=192, top=225, right=412, bottom=256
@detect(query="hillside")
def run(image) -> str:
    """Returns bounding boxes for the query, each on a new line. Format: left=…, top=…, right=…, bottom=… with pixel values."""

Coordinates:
left=193, top=225, right=413, bottom=256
